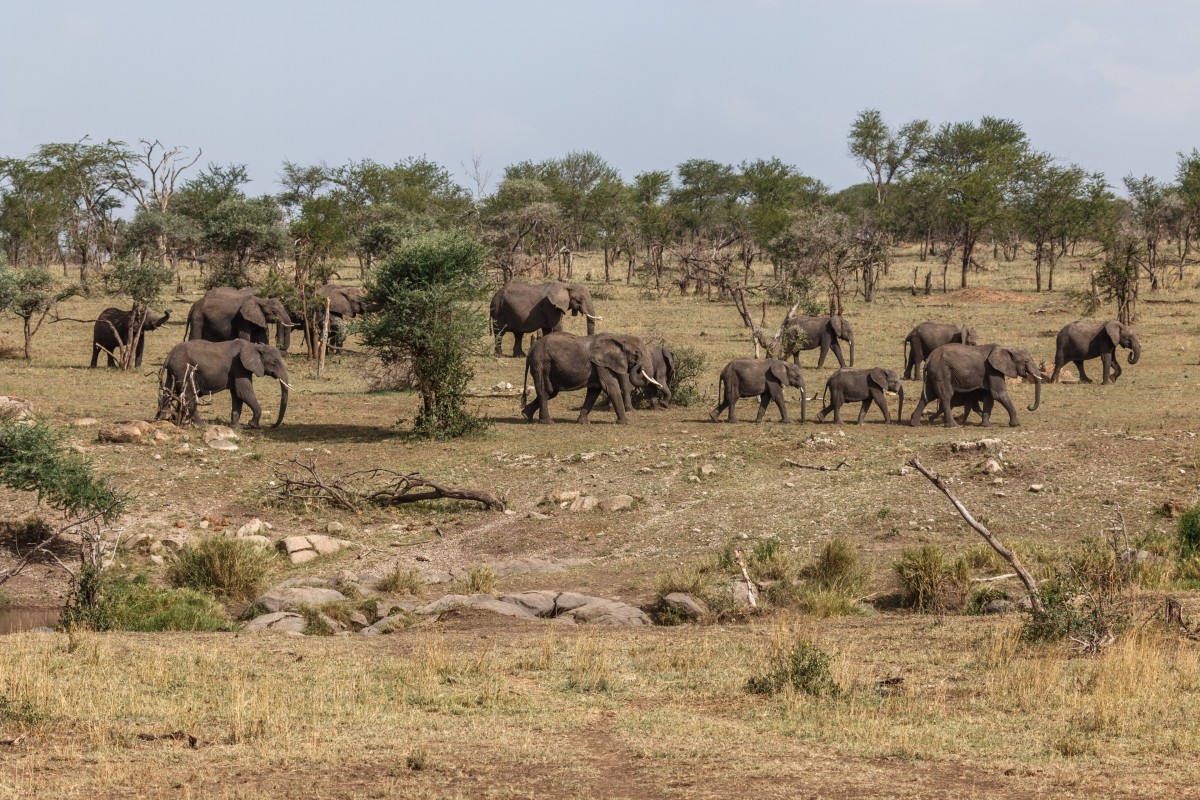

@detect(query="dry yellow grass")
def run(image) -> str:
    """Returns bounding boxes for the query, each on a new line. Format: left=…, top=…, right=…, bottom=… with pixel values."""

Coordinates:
left=1, top=247, right=1200, bottom=797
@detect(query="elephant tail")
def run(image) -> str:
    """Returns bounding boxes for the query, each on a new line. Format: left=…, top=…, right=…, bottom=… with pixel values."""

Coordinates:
left=902, top=337, right=910, bottom=373
left=522, top=357, right=530, bottom=405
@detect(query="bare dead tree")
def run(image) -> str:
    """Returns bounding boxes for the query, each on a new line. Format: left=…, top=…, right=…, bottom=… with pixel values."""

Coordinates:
left=269, top=458, right=505, bottom=512
left=115, top=139, right=202, bottom=262
left=728, top=284, right=803, bottom=358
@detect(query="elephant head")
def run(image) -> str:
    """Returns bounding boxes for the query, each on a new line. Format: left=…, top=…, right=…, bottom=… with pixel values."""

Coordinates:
left=770, top=360, right=807, bottom=421
left=987, top=346, right=1046, bottom=411
left=869, top=367, right=904, bottom=423
left=960, top=325, right=979, bottom=346
left=238, top=341, right=290, bottom=427
left=145, top=309, right=171, bottom=330
left=590, top=333, right=661, bottom=392
left=1106, top=321, right=1141, bottom=364
left=831, top=316, right=855, bottom=366
left=319, top=285, right=377, bottom=318
left=239, top=295, right=294, bottom=352
left=548, top=283, right=600, bottom=336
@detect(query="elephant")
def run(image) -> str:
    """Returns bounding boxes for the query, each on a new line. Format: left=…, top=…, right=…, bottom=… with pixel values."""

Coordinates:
left=307, top=284, right=377, bottom=350
left=903, top=322, right=978, bottom=381
left=815, top=367, right=903, bottom=424
left=908, top=344, right=1046, bottom=428
left=709, top=359, right=806, bottom=423
left=157, top=339, right=289, bottom=428
left=91, top=307, right=170, bottom=368
left=1049, top=320, right=1141, bottom=385
left=781, top=315, right=855, bottom=368
left=185, top=287, right=294, bottom=352
left=490, top=281, right=601, bottom=357
left=521, top=332, right=661, bottom=424
left=640, top=345, right=676, bottom=409
left=926, top=389, right=993, bottom=426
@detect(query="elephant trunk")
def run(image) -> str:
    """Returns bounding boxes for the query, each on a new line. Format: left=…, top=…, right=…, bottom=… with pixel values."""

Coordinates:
left=276, top=321, right=292, bottom=352
left=583, top=298, right=597, bottom=335
left=272, top=364, right=290, bottom=427
left=1128, top=337, right=1141, bottom=365
left=896, top=385, right=904, bottom=424
left=799, top=378, right=807, bottom=422
left=1027, top=376, right=1042, bottom=412
left=848, top=336, right=855, bottom=368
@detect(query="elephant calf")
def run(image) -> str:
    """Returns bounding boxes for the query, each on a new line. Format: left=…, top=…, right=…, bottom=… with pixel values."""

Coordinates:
left=157, top=339, right=290, bottom=428
left=709, top=358, right=806, bottom=423
left=909, top=344, right=1045, bottom=428
left=815, top=367, right=903, bottom=424
left=91, top=307, right=170, bottom=368
left=1050, top=320, right=1140, bottom=385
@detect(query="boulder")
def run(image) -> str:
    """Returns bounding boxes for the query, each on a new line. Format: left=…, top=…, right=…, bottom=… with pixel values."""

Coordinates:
left=980, top=458, right=1003, bottom=476
left=542, top=489, right=580, bottom=505
left=598, top=494, right=635, bottom=512
left=568, top=495, right=598, bottom=512
left=253, top=586, right=347, bottom=613
left=235, top=518, right=266, bottom=537
left=243, top=612, right=306, bottom=633
left=414, top=594, right=536, bottom=620
left=98, top=423, right=144, bottom=443
left=362, top=613, right=413, bottom=635
left=660, top=592, right=708, bottom=621
left=207, top=439, right=238, bottom=452
left=499, top=591, right=560, bottom=618
left=983, top=599, right=1015, bottom=615
left=0, top=397, right=32, bottom=422
left=72, top=417, right=99, bottom=427
left=562, top=599, right=651, bottom=626
left=699, top=464, right=716, bottom=476
left=203, top=425, right=239, bottom=444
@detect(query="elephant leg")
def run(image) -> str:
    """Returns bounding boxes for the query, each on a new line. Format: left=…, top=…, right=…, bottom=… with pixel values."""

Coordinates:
left=578, top=386, right=603, bottom=424
left=494, top=332, right=504, bottom=356
left=709, top=397, right=727, bottom=422
left=727, top=394, right=739, bottom=423
left=537, top=385, right=557, bottom=424
left=908, top=390, right=930, bottom=427
left=616, top=373, right=633, bottom=413
left=816, top=342, right=829, bottom=368
left=992, top=378, right=1019, bottom=426
left=134, top=335, right=144, bottom=369
left=829, top=339, right=846, bottom=368
left=856, top=399, right=871, bottom=424
left=106, top=348, right=117, bottom=368
left=870, top=387, right=890, bottom=424
left=933, top=380, right=958, bottom=428
left=1075, top=360, right=1092, bottom=383
left=754, top=393, right=771, bottom=423
left=1101, top=353, right=1114, bottom=385
left=90, top=342, right=100, bottom=368
left=980, top=396, right=995, bottom=427
left=1111, top=357, right=1122, bottom=382
left=767, top=383, right=789, bottom=423
left=599, top=374, right=629, bottom=424
left=511, top=332, right=525, bottom=358
left=521, top=396, right=538, bottom=422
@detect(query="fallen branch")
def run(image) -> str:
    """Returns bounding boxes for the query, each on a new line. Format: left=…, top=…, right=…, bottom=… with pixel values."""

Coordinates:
left=733, top=549, right=758, bottom=608
left=0, top=733, right=28, bottom=746
left=785, top=458, right=849, bottom=471
left=269, top=458, right=505, bottom=512
left=136, top=730, right=202, bottom=748
left=970, top=572, right=1018, bottom=583
left=907, top=457, right=1044, bottom=614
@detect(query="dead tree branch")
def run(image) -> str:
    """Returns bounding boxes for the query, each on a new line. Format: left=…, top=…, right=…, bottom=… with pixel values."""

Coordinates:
left=907, top=457, right=1044, bottom=614
left=269, top=458, right=505, bottom=512
left=784, top=458, right=849, bottom=471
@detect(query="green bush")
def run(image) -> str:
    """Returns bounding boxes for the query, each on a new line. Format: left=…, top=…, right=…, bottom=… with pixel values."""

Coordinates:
left=1022, top=537, right=1135, bottom=647
left=807, top=537, right=869, bottom=595
left=665, top=344, right=707, bottom=407
left=894, top=545, right=968, bottom=612
left=1177, top=502, right=1200, bottom=559
left=746, top=640, right=840, bottom=697
left=62, top=571, right=230, bottom=632
left=167, top=537, right=275, bottom=602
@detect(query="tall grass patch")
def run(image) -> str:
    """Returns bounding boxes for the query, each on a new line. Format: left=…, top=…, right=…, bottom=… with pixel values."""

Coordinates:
left=167, top=537, right=276, bottom=602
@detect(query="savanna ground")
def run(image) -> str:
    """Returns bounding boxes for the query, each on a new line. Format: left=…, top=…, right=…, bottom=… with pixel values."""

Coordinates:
left=2, top=248, right=1200, bottom=798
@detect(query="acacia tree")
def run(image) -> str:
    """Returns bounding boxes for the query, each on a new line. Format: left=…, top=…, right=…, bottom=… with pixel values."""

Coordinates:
left=99, top=257, right=174, bottom=369
left=114, top=140, right=202, bottom=262
left=848, top=108, right=928, bottom=206
left=359, top=230, right=490, bottom=438
left=1123, top=174, right=1169, bottom=291
left=1014, top=157, right=1086, bottom=291
left=1172, top=149, right=1200, bottom=281
left=0, top=262, right=77, bottom=358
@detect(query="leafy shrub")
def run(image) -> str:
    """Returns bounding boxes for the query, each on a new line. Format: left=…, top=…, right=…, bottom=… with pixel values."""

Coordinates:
left=894, top=545, right=968, bottom=612
left=1022, top=537, right=1136, bottom=648
left=62, top=571, right=230, bottom=632
left=167, top=537, right=275, bottom=602
left=746, top=639, right=840, bottom=697
left=1177, top=502, right=1200, bottom=559
left=378, top=565, right=424, bottom=595
left=665, top=344, right=707, bottom=407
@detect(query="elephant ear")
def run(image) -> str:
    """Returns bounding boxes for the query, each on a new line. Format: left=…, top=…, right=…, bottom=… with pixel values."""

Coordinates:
left=240, top=297, right=268, bottom=329
left=1104, top=321, right=1122, bottom=348
left=986, top=346, right=1019, bottom=377
left=662, top=348, right=676, bottom=384
left=589, top=335, right=629, bottom=374
left=832, top=316, right=851, bottom=339
left=868, top=368, right=889, bottom=390
left=767, top=360, right=790, bottom=383
left=545, top=285, right=571, bottom=314
left=239, top=342, right=266, bottom=377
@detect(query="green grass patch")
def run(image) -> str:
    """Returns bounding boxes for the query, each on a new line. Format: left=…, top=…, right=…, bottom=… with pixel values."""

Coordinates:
left=167, top=537, right=276, bottom=602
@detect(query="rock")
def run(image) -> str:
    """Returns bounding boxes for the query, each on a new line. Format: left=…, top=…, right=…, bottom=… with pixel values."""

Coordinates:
left=280, top=536, right=312, bottom=555
left=415, top=594, right=537, bottom=620
left=123, top=532, right=152, bottom=551
left=348, top=611, right=370, bottom=628
left=375, top=600, right=417, bottom=620
left=203, top=425, right=239, bottom=444
left=568, top=495, right=598, bottom=512
left=362, top=613, right=413, bottom=635
left=326, top=521, right=345, bottom=534
left=499, top=591, right=560, bottom=618
left=307, top=535, right=350, bottom=556
left=98, top=423, right=144, bottom=443
left=244, top=612, right=307, bottom=633
left=561, top=598, right=650, bottom=626
left=687, top=475, right=700, bottom=483
left=731, top=578, right=757, bottom=607
left=149, top=555, right=165, bottom=565
left=978, top=438, right=1003, bottom=453
left=152, top=430, right=172, bottom=443
left=274, top=577, right=331, bottom=588
left=980, top=458, right=1003, bottom=476
left=526, top=511, right=551, bottom=521
left=542, top=489, right=580, bottom=505
left=661, top=592, right=708, bottom=621
left=983, top=599, right=1015, bottom=615
left=158, top=535, right=188, bottom=553
left=806, top=436, right=836, bottom=449
left=72, top=417, right=99, bottom=427
left=207, top=439, right=238, bottom=452
left=276, top=534, right=351, bottom=564
left=598, top=494, right=635, bottom=512
left=253, top=586, right=346, bottom=613
left=236, top=518, right=265, bottom=537
left=699, top=464, right=716, bottom=476
left=1028, top=484, right=1045, bottom=493
left=240, top=535, right=272, bottom=549
left=0, top=396, right=33, bottom=422
left=493, top=381, right=514, bottom=392
left=173, top=443, right=191, bottom=454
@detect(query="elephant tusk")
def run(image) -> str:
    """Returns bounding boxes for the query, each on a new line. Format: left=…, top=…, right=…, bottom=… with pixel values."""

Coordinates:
left=640, top=368, right=663, bottom=388
left=278, top=380, right=293, bottom=391
left=584, top=313, right=603, bottom=321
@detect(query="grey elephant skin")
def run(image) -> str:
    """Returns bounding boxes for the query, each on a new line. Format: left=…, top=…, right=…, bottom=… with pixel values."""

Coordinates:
left=91, top=307, right=170, bottom=368
left=903, top=322, right=978, bottom=381
left=816, top=367, right=903, bottom=424
left=185, top=287, right=294, bottom=352
left=782, top=315, right=854, bottom=368
left=308, top=284, right=377, bottom=350
left=709, top=358, right=806, bottom=423
left=1050, top=320, right=1140, bottom=385
left=928, top=388, right=993, bottom=426
left=641, top=346, right=675, bottom=409
left=158, top=339, right=289, bottom=428
left=491, top=281, right=600, bottom=357
left=909, top=344, right=1045, bottom=428
left=521, top=332, right=660, bottom=424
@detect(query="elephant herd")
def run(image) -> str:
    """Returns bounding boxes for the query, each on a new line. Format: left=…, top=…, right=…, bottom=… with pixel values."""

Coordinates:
left=501, top=282, right=1143, bottom=430
left=84, top=277, right=1143, bottom=432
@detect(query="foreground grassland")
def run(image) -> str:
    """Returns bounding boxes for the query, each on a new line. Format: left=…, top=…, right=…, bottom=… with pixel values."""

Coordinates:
left=2, top=248, right=1200, bottom=798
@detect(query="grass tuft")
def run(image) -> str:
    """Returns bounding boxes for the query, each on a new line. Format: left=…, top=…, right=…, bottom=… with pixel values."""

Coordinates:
left=167, top=537, right=275, bottom=602
left=377, top=565, right=424, bottom=595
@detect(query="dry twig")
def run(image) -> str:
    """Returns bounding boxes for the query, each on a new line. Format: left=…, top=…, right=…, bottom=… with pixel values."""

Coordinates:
left=784, top=458, right=849, bottom=471
left=269, top=458, right=505, bottom=512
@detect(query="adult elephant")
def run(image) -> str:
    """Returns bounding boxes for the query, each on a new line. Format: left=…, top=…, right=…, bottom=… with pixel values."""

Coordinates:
left=709, top=359, right=806, bottom=423
left=903, top=322, right=978, bottom=381
left=157, top=339, right=289, bottom=428
left=91, top=307, right=170, bottom=368
left=815, top=367, right=903, bottom=424
left=782, top=315, right=855, bottom=368
left=640, top=345, right=675, bottom=410
left=1049, top=320, right=1141, bottom=385
left=521, top=332, right=660, bottom=424
left=309, top=284, right=377, bottom=349
left=185, top=287, right=294, bottom=352
left=908, top=344, right=1046, bottom=428
left=491, top=281, right=601, bottom=357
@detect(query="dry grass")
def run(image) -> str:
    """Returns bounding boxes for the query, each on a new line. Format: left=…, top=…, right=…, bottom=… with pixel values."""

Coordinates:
left=2, top=247, right=1200, bottom=796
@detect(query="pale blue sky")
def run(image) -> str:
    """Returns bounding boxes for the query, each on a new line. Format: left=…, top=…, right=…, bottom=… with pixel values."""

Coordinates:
left=2, top=0, right=1198, bottom=196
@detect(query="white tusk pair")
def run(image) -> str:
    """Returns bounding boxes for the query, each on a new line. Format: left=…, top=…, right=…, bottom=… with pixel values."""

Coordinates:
left=640, top=368, right=663, bottom=388
left=585, top=313, right=603, bottom=321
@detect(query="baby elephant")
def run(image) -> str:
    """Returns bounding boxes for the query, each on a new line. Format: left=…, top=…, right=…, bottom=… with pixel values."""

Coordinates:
left=816, top=367, right=903, bottom=424
left=709, top=358, right=806, bottom=423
